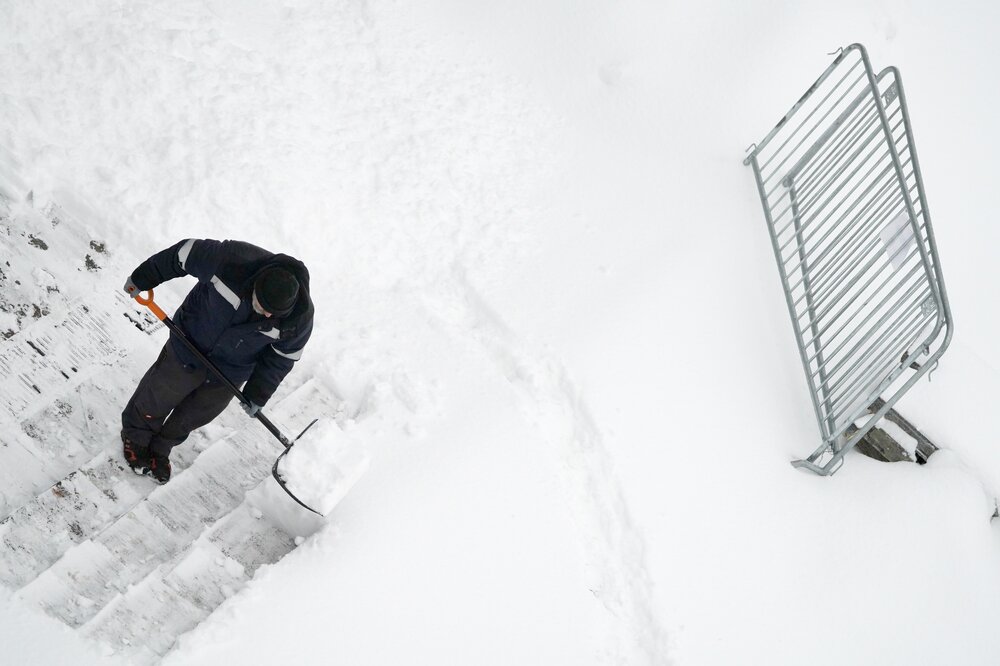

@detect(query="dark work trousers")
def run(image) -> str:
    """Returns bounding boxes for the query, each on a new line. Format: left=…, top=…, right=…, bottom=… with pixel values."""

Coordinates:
left=121, top=341, right=237, bottom=457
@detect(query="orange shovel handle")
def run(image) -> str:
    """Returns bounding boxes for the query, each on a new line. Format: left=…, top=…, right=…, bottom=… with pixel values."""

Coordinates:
left=135, top=289, right=168, bottom=322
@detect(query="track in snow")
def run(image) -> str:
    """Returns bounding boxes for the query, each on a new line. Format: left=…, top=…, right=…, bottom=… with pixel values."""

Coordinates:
left=425, top=272, right=671, bottom=665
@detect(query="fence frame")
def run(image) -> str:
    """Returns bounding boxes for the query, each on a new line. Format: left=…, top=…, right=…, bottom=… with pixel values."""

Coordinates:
left=744, top=44, right=952, bottom=475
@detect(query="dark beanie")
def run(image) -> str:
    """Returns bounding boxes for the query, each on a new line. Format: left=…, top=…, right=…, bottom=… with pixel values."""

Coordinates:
left=254, top=268, right=299, bottom=317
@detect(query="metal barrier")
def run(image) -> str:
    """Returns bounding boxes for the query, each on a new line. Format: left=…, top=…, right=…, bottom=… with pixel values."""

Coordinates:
left=744, top=44, right=952, bottom=475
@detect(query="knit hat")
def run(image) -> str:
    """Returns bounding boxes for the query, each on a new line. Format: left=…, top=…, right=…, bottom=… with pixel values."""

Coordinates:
left=254, top=267, right=299, bottom=317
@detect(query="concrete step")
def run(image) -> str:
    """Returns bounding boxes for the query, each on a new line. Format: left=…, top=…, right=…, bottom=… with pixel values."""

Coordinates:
left=82, top=503, right=297, bottom=662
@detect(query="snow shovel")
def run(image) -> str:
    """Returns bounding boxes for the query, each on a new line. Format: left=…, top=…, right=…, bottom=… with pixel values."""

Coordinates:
left=134, top=290, right=323, bottom=515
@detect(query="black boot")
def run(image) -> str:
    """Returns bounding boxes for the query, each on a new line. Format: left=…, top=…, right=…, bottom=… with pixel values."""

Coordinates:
left=122, top=437, right=150, bottom=473
left=148, top=452, right=171, bottom=484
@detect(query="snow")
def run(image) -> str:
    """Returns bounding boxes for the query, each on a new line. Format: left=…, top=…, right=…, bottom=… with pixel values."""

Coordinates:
left=1, top=1, right=1000, bottom=665
left=275, top=417, right=369, bottom=516
left=0, top=589, right=122, bottom=666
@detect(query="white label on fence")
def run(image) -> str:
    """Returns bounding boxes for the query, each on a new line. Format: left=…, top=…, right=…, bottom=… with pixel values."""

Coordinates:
left=880, top=211, right=916, bottom=271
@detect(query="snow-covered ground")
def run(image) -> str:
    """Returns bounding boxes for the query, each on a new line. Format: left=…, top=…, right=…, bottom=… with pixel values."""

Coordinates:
left=2, top=1, right=1000, bottom=664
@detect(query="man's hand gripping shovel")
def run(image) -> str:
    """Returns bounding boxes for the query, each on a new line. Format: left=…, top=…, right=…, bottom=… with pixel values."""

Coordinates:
left=134, top=290, right=324, bottom=515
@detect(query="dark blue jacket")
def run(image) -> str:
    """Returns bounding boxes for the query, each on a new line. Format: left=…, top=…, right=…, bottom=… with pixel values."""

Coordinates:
left=130, top=239, right=313, bottom=406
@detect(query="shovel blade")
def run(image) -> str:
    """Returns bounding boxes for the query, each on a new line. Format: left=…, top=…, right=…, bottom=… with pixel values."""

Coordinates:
left=271, top=417, right=369, bottom=516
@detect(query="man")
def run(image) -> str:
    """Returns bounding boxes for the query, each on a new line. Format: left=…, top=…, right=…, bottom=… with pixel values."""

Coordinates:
left=121, top=238, right=313, bottom=483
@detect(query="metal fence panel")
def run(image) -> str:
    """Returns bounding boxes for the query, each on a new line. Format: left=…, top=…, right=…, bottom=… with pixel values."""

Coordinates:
left=744, top=44, right=952, bottom=475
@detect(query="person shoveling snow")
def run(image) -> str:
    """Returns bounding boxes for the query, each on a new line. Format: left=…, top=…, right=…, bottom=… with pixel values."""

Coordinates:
left=120, top=238, right=313, bottom=484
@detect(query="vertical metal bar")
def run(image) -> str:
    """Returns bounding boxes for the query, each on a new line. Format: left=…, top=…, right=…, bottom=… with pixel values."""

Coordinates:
left=789, top=180, right=838, bottom=440
left=857, top=46, right=941, bottom=322
left=750, top=155, right=828, bottom=442
left=888, top=66, right=954, bottom=350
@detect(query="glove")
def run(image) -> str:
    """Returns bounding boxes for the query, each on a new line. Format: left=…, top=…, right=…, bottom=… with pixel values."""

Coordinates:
left=123, top=276, right=141, bottom=298
left=242, top=401, right=262, bottom=418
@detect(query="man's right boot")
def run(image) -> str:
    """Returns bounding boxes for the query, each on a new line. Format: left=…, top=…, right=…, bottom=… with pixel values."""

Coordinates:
left=148, top=452, right=172, bottom=484
left=122, top=436, right=150, bottom=473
